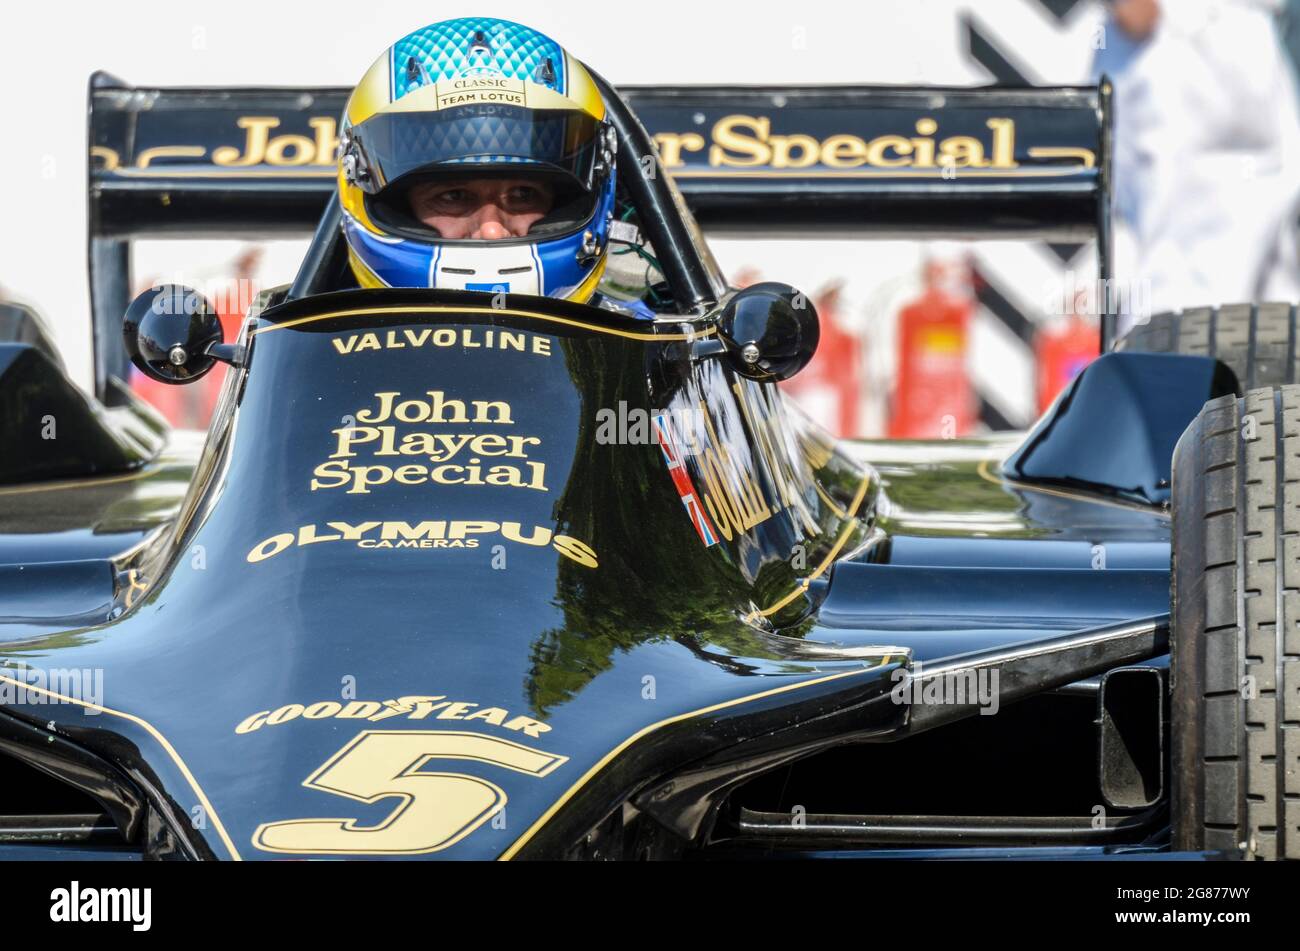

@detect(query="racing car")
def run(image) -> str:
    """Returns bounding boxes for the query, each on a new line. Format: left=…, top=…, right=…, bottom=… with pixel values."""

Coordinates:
left=0, top=63, right=1293, bottom=861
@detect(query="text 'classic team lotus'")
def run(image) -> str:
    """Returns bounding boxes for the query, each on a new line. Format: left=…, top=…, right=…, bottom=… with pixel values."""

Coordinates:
left=0, top=17, right=1295, bottom=860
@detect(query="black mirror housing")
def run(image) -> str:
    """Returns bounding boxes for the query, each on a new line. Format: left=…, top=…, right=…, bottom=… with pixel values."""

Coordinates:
left=123, top=285, right=225, bottom=385
left=717, top=282, right=820, bottom=382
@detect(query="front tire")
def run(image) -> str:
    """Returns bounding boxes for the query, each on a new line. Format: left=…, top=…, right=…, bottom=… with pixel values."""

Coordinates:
left=1171, top=384, right=1300, bottom=858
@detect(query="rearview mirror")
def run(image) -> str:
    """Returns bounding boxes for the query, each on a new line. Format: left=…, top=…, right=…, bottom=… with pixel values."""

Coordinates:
left=123, top=284, right=232, bottom=385
left=717, top=282, right=819, bottom=382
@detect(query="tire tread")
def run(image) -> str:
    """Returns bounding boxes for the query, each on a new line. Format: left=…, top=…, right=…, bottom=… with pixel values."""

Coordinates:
left=1118, top=303, right=1300, bottom=390
left=1173, top=383, right=1300, bottom=859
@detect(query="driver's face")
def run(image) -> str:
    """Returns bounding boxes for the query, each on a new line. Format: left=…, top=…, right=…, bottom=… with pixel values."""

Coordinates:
left=407, top=177, right=555, bottom=240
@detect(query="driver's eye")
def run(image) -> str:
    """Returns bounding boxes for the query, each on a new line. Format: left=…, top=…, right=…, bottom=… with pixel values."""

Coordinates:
left=410, top=188, right=474, bottom=216
left=504, top=186, right=544, bottom=210
left=431, top=189, right=472, bottom=208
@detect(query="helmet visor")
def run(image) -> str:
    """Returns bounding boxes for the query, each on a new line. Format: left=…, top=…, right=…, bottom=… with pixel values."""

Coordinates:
left=348, top=104, right=604, bottom=195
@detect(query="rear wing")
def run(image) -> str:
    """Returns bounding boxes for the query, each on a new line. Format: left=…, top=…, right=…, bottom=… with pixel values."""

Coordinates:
left=87, top=72, right=1113, bottom=396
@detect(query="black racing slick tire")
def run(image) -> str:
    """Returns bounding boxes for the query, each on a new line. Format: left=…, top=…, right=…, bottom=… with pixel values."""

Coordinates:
left=1171, top=384, right=1300, bottom=858
left=1116, top=302, right=1300, bottom=390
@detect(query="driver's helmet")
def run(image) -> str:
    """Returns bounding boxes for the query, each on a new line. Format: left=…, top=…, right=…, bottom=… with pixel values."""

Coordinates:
left=337, top=18, right=617, bottom=302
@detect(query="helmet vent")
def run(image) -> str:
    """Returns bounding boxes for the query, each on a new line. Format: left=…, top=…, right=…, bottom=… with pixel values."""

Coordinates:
left=405, top=56, right=433, bottom=88
left=537, top=57, right=556, bottom=88
left=498, top=266, right=533, bottom=275
left=440, top=266, right=476, bottom=275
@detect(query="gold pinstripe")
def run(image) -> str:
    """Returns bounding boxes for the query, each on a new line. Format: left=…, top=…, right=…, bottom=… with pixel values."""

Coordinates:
left=666, top=166, right=1093, bottom=179
left=0, top=466, right=161, bottom=497
left=250, top=302, right=710, bottom=342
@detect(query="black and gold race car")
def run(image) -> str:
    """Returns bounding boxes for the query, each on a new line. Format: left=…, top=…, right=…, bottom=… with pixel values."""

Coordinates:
left=0, top=71, right=1291, bottom=861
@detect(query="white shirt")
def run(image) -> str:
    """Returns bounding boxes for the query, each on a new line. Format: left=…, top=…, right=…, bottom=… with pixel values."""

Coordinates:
left=1095, top=0, right=1300, bottom=320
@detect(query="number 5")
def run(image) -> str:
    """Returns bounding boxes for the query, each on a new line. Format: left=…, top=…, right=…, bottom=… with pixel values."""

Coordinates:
left=253, top=730, right=567, bottom=855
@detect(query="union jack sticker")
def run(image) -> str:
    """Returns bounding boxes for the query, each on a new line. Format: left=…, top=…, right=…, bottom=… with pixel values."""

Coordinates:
left=654, top=413, right=719, bottom=547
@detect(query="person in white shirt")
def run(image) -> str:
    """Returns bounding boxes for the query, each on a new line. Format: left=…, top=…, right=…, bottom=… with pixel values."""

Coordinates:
left=1095, top=0, right=1300, bottom=325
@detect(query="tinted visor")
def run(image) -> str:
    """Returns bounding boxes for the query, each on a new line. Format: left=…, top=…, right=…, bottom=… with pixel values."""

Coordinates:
left=350, top=104, right=604, bottom=195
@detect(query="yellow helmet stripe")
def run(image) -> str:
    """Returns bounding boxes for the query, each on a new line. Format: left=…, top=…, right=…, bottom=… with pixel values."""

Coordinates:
left=566, top=254, right=608, bottom=304
left=347, top=247, right=390, bottom=288
left=346, top=53, right=394, bottom=127
left=563, top=54, right=606, bottom=121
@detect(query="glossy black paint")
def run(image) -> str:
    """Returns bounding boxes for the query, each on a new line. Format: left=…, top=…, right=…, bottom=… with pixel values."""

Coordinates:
left=627, top=84, right=1109, bottom=241
left=0, top=283, right=1186, bottom=859
left=1003, top=352, right=1239, bottom=507
left=0, top=288, right=910, bottom=859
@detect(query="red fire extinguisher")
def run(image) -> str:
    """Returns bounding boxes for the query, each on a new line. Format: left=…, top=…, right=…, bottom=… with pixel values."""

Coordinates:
left=779, top=282, right=861, bottom=437
left=1035, top=310, right=1097, bottom=415
left=889, top=258, right=975, bottom=439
